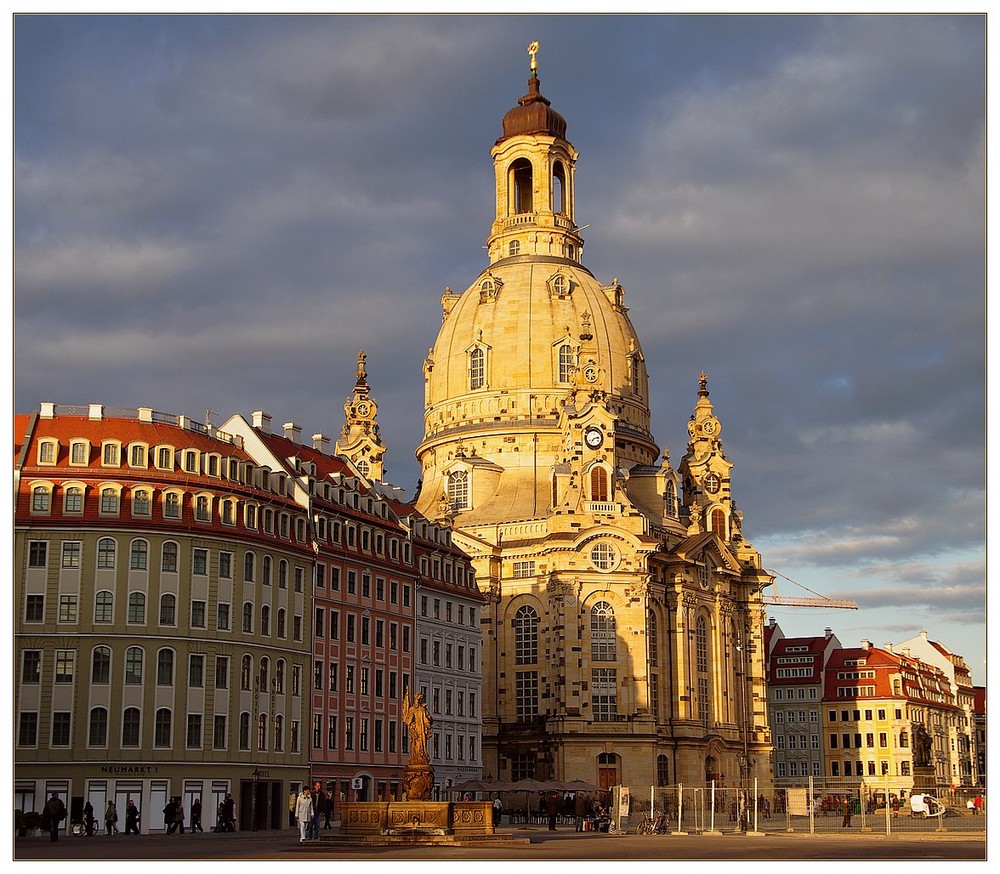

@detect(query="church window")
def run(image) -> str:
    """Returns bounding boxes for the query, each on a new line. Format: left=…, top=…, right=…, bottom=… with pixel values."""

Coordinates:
left=591, top=542, right=618, bottom=571
left=514, top=605, right=539, bottom=664
left=648, top=610, right=658, bottom=667
left=664, top=480, right=678, bottom=517
left=509, top=240, right=520, bottom=256
left=558, top=343, right=574, bottom=382
left=590, top=467, right=609, bottom=502
left=553, top=275, right=567, bottom=296
left=469, top=348, right=485, bottom=390
left=711, top=508, right=726, bottom=538
left=356, top=458, right=370, bottom=478
left=591, top=668, right=618, bottom=721
left=696, top=615, right=710, bottom=726
left=449, top=470, right=469, bottom=510
left=591, top=601, right=617, bottom=661
left=511, top=158, right=533, bottom=213
left=515, top=671, right=538, bottom=721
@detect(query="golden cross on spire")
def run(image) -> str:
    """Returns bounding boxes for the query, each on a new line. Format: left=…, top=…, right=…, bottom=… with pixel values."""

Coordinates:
left=528, top=41, right=539, bottom=73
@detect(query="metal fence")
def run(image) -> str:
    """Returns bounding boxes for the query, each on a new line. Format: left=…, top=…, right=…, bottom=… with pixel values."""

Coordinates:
left=619, top=779, right=985, bottom=837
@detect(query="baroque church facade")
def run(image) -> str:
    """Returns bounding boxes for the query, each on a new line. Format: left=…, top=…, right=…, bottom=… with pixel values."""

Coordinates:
left=414, top=50, right=774, bottom=792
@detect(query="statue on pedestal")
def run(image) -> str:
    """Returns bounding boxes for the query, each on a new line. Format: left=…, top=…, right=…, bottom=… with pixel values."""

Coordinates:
left=402, top=689, right=435, bottom=800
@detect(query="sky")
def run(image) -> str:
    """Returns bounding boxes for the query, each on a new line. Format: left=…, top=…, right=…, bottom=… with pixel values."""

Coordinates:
left=11, top=11, right=986, bottom=684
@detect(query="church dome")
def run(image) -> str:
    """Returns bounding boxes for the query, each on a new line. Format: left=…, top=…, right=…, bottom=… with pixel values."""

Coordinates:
left=497, top=74, right=568, bottom=143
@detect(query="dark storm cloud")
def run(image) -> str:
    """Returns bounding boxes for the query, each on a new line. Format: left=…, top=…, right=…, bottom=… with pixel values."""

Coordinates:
left=13, top=13, right=985, bottom=678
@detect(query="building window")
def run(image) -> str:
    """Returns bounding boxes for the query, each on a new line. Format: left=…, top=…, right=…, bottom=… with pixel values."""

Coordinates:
left=186, top=714, right=202, bottom=748
left=22, top=650, right=41, bottom=684
left=469, top=347, right=485, bottom=390
left=97, top=537, right=116, bottom=569
left=28, top=541, right=48, bottom=568
left=191, top=600, right=206, bottom=628
left=122, top=708, right=140, bottom=746
left=558, top=343, right=574, bottom=382
left=54, top=650, right=75, bottom=684
left=590, top=467, right=609, bottom=502
left=89, top=707, right=108, bottom=747
left=213, top=715, right=227, bottom=750
left=449, top=470, right=470, bottom=511
left=127, top=592, right=145, bottom=623
left=515, top=605, right=539, bottom=664
left=38, top=440, right=56, bottom=464
left=592, top=668, right=618, bottom=721
left=103, top=442, right=120, bottom=466
left=32, top=485, right=51, bottom=512
left=132, top=489, right=151, bottom=516
left=195, top=495, right=210, bottom=522
left=130, top=444, right=147, bottom=467
left=154, top=709, right=172, bottom=747
left=64, top=486, right=83, bottom=514
left=100, top=487, right=119, bottom=515
left=130, top=539, right=148, bottom=570
left=591, top=601, right=617, bottom=661
left=189, top=654, right=204, bottom=688
left=243, top=603, right=253, bottom=633
left=58, top=594, right=78, bottom=622
left=215, top=656, right=229, bottom=690
left=157, top=446, right=173, bottom=469
left=18, top=712, right=38, bottom=746
left=162, top=542, right=178, bottom=573
left=515, top=671, right=538, bottom=721
left=217, top=603, right=231, bottom=631
left=125, top=647, right=143, bottom=684
left=70, top=442, right=90, bottom=464
left=157, top=649, right=174, bottom=685
left=164, top=492, right=181, bottom=518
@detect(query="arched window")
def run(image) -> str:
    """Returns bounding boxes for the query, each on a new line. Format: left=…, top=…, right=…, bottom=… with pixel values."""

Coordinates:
left=95, top=591, right=113, bottom=622
left=97, top=537, right=116, bottom=569
left=89, top=707, right=108, bottom=747
left=514, top=605, right=539, bottom=664
left=275, top=659, right=285, bottom=694
left=648, top=610, right=658, bottom=667
left=590, top=467, right=609, bottom=502
left=241, top=655, right=252, bottom=690
left=277, top=608, right=286, bottom=638
left=696, top=615, right=710, bottom=726
left=449, top=470, right=469, bottom=511
left=711, top=508, right=726, bottom=538
left=591, top=601, right=617, bottom=661
left=469, top=347, right=485, bottom=390
left=159, top=594, right=176, bottom=625
left=125, top=647, right=143, bottom=684
left=656, top=754, right=669, bottom=787
left=244, top=552, right=255, bottom=582
left=162, top=541, right=178, bottom=573
left=100, top=487, right=119, bottom=515
left=664, top=480, right=678, bottom=518
left=133, top=489, right=151, bottom=516
left=164, top=491, right=181, bottom=519
left=122, top=708, right=141, bottom=746
left=129, top=539, right=148, bottom=570
left=92, top=647, right=111, bottom=684
left=195, top=495, right=210, bottom=522
left=260, top=605, right=270, bottom=636
left=278, top=560, right=288, bottom=589
left=511, top=158, right=533, bottom=213
left=156, top=649, right=174, bottom=685
left=262, top=555, right=272, bottom=585
left=127, top=592, right=145, bottom=624
left=242, top=602, right=253, bottom=633
left=273, top=714, right=283, bottom=751
left=154, top=708, right=172, bottom=747
left=239, top=712, right=251, bottom=750
left=32, top=485, right=51, bottom=512
left=259, top=656, right=269, bottom=692
left=257, top=713, right=267, bottom=751
left=64, top=486, right=83, bottom=513
left=509, top=240, right=520, bottom=256
left=558, top=343, right=574, bottom=382
left=553, top=161, right=567, bottom=214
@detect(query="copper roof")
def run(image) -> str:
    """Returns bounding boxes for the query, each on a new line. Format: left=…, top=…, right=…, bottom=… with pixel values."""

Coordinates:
left=497, top=74, right=567, bottom=144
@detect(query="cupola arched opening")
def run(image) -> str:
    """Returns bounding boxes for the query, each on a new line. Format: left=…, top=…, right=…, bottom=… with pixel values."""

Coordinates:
left=553, top=161, right=566, bottom=214
left=510, top=158, right=533, bottom=213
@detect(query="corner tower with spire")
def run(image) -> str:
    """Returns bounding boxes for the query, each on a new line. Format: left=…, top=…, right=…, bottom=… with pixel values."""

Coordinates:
left=335, top=349, right=386, bottom=482
left=415, top=44, right=774, bottom=798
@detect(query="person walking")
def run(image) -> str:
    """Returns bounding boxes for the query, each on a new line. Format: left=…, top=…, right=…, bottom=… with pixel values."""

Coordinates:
left=163, top=798, right=177, bottom=834
left=493, top=795, right=504, bottom=828
left=43, top=792, right=66, bottom=842
left=573, top=793, right=587, bottom=832
left=174, top=798, right=186, bottom=834
left=294, top=786, right=313, bottom=843
left=220, top=793, right=236, bottom=832
left=190, top=798, right=203, bottom=833
left=83, top=801, right=96, bottom=836
left=310, top=781, right=326, bottom=840
left=125, top=800, right=140, bottom=835
left=105, top=800, right=119, bottom=835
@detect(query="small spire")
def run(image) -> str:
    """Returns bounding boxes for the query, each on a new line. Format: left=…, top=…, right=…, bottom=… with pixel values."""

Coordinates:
left=698, top=371, right=709, bottom=397
left=356, top=349, right=368, bottom=382
left=528, top=41, right=539, bottom=76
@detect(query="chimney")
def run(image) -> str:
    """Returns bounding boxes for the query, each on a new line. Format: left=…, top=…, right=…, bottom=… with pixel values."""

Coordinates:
left=861, top=639, right=872, bottom=651
left=283, top=422, right=302, bottom=443
left=252, top=411, right=272, bottom=433
left=312, top=433, right=330, bottom=454
left=39, top=402, right=55, bottom=419
left=824, top=627, right=832, bottom=638
left=88, top=403, right=104, bottom=421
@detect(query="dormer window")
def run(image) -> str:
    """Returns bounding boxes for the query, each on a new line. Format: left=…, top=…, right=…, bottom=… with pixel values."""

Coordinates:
left=37, top=440, right=58, bottom=465
left=70, top=441, right=90, bottom=465
left=102, top=442, right=120, bottom=467
left=509, top=240, right=520, bottom=256
left=449, top=470, right=470, bottom=511
left=469, top=347, right=485, bottom=390
left=129, top=444, right=147, bottom=468
left=156, top=446, right=174, bottom=470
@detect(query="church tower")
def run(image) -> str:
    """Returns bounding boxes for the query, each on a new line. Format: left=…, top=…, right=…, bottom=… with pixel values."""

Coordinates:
left=335, top=349, right=386, bottom=482
left=415, top=45, right=773, bottom=794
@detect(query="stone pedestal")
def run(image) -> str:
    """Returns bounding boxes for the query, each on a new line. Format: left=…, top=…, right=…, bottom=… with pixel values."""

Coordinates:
left=339, top=800, right=495, bottom=838
left=912, top=765, right=937, bottom=790
left=403, top=764, right=435, bottom=801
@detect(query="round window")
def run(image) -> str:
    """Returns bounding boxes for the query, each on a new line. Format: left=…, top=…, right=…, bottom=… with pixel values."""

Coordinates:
left=591, top=542, right=619, bottom=572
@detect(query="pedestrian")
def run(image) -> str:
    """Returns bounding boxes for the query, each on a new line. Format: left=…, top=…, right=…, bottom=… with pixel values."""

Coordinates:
left=841, top=798, right=852, bottom=828
left=220, top=793, right=236, bottom=832
left=105, top=800, right=119, bottom=835
left=174, top=798, right=186, bottom=834
left=310, top=781, right=326, bottom=840
left=974, top=794, right=983, bottom=815
left=125, top=799, right=140, bottom=834
left=493, top=795, right=504, bottom=827
left=191, top=798, right=203, bottom=833
left=164, top=798, right=177, bottom=833
left=295, top=786, right=313, bottom=843
left=83, top=800, right=96, bottom=836
left=546, top=791, right=561, bottom=831
left=573, top=792, right=587, bottom=832
left=43, top=791, right=66, bottom=842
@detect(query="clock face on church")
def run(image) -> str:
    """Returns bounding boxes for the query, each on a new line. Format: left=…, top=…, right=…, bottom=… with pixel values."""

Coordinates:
left=584, top=427, right=603, bottom=449
left=356, top=401, right=372, bottom=419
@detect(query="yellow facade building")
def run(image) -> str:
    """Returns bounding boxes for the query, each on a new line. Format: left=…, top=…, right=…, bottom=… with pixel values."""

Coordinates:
left=414, top=50, right=773, bottom=793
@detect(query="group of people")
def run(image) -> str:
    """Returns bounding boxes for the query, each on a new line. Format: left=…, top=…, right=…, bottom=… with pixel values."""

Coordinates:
left=294, top=781, right=331, bottom=842
left=103, top=799, right=140, bottom=834
left=162, top=797, right=204, bottom=833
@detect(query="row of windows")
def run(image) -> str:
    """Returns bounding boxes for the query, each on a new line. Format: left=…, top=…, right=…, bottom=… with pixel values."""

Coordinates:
left=315, top=608, right=411, bottom=651
left=829, top=731, right=908, bottom=750
left=514, top=602, right=617, bottom=665
left=23, top=591, right=302, bottom=640
left=35, top=438, right=243, bottom=478
left=417, top=637, right=478, bottom=671
left=18, top=708, right=300, bottom=753
left=775, top=734, right=821, bottom=750
left=828, top=707, right=903, bottom=722
left=21, top=648, right=302, bottom=694
left=830, top=760, right=910, bottom=777
left=511, top=668, right=617, bottom=723
left=418, top=594, right=476, bottom=625
left=774, top=710, right=820, bottom=723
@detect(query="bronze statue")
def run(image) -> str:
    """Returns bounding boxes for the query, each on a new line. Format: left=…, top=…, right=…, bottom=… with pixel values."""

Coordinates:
left=913, top=723, right=933, bottom=767
left=403, top=688, right=432, bottom=766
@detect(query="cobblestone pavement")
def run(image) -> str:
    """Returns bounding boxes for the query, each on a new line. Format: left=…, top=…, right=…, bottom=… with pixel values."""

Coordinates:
left=13, top=825, right=986, bottom=863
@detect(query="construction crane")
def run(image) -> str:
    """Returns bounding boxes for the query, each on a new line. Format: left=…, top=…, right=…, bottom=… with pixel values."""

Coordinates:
left=762, top=569, right=859, bottom=610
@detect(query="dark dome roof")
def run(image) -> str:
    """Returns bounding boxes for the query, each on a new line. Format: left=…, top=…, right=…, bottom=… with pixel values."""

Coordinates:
left=497, top=75, right=567, bottom=143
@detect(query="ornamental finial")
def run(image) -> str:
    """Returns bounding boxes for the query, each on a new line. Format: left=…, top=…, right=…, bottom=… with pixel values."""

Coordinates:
left=528, top=41, right=539, bottom=75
